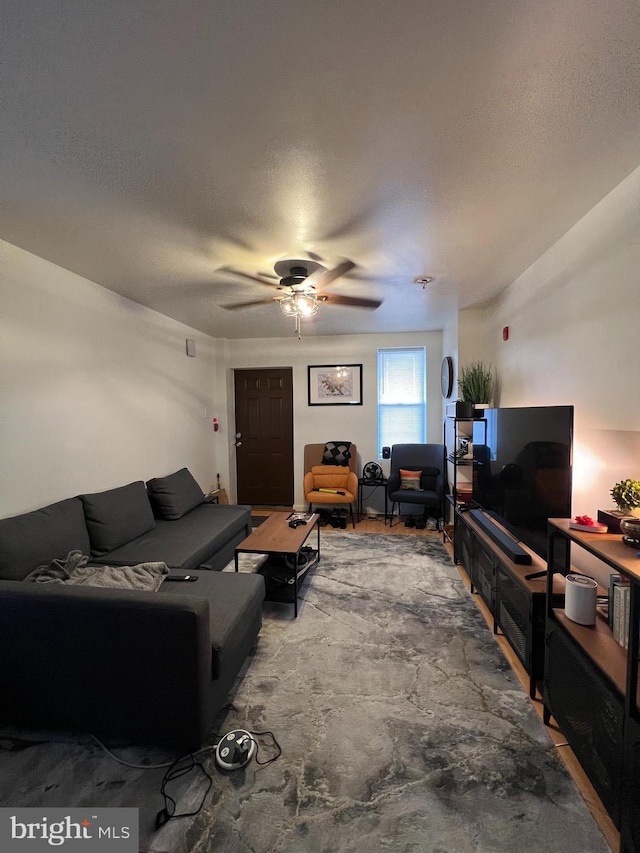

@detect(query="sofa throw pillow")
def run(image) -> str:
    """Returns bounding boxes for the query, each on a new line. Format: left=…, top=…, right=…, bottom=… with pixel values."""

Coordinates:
left=421, top=466, right=440, bottom=492
left=400, top=469, right=422, bottom=490
left=322, top=441, right=352, bottom=466
left=146, top=468, right=205, bottom=520
left=79, top=481, right=156, bottom=556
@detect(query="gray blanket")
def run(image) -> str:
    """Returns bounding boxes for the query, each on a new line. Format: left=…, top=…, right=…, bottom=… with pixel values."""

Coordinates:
left=28, top=550, right=169, bottom=591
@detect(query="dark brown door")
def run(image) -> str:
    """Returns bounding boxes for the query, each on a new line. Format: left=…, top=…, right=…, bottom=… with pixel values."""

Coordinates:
left=234, top=368, right=294, bottom=506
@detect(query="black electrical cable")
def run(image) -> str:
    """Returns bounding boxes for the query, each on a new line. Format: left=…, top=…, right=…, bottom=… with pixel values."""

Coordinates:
left=156, top=751, right=214, bottom=829
left=251, top=730, right=281, bottom=766
left=154, top=729, right=281, bottom=830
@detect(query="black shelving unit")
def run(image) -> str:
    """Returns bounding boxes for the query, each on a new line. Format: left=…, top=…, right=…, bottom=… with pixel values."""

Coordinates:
left=543, top=519, right=640, bottom=851
left=443, top=415, right=486, bottom=550
left=444, top=416, right=485, bottom=505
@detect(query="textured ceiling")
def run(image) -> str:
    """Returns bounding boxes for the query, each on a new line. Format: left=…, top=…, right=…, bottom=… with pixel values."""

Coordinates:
left=2, top=0, right=640, bottom=338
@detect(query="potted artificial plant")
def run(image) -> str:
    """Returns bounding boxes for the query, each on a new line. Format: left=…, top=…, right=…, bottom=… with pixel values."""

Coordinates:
left=610, top=479, right=640, bottom=518
left=458, top=361, right=494, bottom=413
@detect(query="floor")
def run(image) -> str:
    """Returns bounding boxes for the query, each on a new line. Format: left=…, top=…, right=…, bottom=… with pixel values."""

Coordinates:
left=251, top=506, right=619, bottom=853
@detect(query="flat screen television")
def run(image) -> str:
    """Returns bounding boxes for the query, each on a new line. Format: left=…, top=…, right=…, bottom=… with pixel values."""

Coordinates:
left=472, top=405, right=574, bottom=561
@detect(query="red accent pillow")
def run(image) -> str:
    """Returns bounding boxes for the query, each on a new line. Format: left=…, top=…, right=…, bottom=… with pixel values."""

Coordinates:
left=400, top=469, right=421, bottom=490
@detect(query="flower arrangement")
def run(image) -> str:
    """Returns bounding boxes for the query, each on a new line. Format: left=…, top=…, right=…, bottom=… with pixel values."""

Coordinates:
left=458, top=361, right=494, bottom=405
left=610, top=479, right=640, bottom=515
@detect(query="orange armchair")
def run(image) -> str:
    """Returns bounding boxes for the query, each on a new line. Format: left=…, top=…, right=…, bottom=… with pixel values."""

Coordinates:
left=303, top=443, right=358, bottom=528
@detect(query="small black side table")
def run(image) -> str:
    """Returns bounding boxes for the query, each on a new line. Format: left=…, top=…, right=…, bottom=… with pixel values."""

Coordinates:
left=357, top=478, right=388, bottom=523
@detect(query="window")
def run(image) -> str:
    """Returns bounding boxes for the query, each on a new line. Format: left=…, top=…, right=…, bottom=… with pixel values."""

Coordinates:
left=377, top=347, right=427, bottom=456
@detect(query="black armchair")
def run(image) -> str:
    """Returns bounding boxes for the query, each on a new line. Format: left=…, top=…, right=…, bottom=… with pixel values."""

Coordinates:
left=387, top=443, right=446, bottom=527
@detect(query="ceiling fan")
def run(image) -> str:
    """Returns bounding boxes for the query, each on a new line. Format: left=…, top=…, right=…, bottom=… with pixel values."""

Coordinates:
left=219, top=257, right=382, bottom=336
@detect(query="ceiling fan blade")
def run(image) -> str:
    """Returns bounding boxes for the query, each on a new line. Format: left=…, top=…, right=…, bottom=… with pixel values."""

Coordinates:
left=319, top=293, right=382, bottom=310
left=219, top=267, right=280, bottom=288
left=304, top=259, right=356, bottom=290
left=222, top=298, right=277, bottom=310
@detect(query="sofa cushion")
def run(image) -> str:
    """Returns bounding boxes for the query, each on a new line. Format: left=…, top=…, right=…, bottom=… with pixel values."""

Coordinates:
left=90, top=504, right=251, bottom=570
left=159, top=569, right=265, bottom=680
left=79, top=481, right=156, bottom=556
left=421, top=466, right=440, bottom=491
left=0, top=498, right=91, bottom=581
left=310, top=465, right=350, bottom=490
left=146, top=468, right=204, bottom=520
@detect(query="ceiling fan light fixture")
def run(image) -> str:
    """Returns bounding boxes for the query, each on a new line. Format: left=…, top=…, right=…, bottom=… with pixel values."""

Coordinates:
left=279, top=292, right=319, bottom=317
left=296, top=293, right=319, bottom=316
left=279, top=295, right=297, bottom=316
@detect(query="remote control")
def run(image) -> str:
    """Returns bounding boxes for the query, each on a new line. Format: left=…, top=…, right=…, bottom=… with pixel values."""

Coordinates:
left=166, top=575, right=198, bottom=582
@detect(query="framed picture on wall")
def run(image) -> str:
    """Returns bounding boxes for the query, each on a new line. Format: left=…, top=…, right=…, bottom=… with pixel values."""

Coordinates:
left=308, top=364, right=363, bottom=406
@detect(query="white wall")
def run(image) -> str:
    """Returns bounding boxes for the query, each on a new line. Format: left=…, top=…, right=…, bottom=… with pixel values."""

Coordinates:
left=440, top=312, right=458, bottom=420
left=457, top=306, right=496, bottom=395
left=482, top=165, right=640, bottom=581
left=224, top=331, right=443, bottom=509
left=0, top=241, right=220, bottom=517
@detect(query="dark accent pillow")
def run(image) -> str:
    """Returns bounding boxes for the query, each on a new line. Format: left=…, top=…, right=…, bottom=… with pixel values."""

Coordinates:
left=0, top=498, right=91, bottom=581
left=322, top=441, right=352, bottom=466
left=421, top=466, right=440, bottom=491
left=146, top=468, right=205, bottom=520
left=79, top=482, right=156, bottom=556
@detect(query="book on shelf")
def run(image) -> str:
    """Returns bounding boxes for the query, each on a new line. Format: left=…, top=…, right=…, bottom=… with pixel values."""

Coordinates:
left=611, top=577, right=633, bottom=649
left=617, top=585, right=625, bottom=646
left=596, top=596, right=609, bottom=622
left=608, top=574, right=621, bottom=631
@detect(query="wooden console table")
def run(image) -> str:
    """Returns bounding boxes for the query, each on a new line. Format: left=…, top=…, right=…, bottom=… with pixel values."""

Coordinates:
left=543, top=519, right=640, bottom=850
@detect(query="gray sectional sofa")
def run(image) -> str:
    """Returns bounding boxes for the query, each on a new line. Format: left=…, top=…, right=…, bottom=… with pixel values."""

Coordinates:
left=0, top=468, right=265, bottom=750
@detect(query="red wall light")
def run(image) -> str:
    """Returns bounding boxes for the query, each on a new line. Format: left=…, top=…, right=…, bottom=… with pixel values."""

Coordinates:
left=502, top=326, right=509, bottom=341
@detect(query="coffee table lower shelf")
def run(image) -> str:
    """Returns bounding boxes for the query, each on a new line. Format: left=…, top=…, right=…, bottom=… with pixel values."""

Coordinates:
left=259, top=547, right=319, bottom=610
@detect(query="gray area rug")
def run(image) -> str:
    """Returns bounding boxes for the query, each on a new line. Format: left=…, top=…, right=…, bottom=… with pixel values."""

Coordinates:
left=0, top=533, right=610, bottom=852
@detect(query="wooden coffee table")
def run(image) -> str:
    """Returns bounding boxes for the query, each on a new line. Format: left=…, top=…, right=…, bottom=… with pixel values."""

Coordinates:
left=234, top=512, right=320, bottom=616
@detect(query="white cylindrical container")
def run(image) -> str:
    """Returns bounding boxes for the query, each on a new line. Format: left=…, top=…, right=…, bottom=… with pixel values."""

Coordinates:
left=565, top=573, right=598, bottom=625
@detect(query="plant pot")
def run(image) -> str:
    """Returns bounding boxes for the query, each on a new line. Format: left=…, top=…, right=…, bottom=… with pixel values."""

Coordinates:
left=620, top=517, right=640, bottom=548
left=446, top=400, right=474, bottom=419
left=618, top=506, right=640, bottom=518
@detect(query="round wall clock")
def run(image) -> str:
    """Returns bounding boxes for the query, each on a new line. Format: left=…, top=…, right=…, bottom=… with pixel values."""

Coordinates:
left=441, top=356, right=454, bottom=398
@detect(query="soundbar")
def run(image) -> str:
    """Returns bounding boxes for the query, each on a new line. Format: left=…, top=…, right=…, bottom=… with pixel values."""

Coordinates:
left=468, top=509, right=532, bottom=565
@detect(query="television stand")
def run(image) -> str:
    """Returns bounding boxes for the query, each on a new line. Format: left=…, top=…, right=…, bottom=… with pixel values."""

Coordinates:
left=455, top=506, right=564, bottom=699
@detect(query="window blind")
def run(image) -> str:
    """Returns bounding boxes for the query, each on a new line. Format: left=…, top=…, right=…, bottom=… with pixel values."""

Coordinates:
left=377, top=347, right=427, bottom=456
